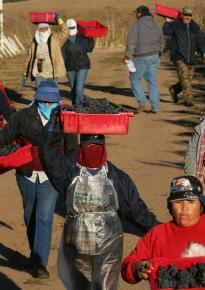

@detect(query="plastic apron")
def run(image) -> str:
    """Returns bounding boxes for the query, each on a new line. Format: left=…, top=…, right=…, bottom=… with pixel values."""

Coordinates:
left=57, top=165, right=123, bottom=290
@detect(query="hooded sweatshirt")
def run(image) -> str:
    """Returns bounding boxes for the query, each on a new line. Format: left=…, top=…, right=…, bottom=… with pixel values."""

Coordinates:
left=125, top=15, right=165, bottom=59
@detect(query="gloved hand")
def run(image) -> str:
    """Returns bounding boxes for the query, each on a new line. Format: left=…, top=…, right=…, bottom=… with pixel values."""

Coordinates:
left=48, top=106, right=61, bottom=132
left=21, top=73, right=28, bottom=87
left=164, top=17, right=173, bottom=23
left=134, top=260, right=154, bottom=280
left=55, top=12, right=64, bottom=25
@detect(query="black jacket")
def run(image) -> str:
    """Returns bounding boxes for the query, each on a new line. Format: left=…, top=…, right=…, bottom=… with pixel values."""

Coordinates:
left=61, top=33, right=94, bottom=71
left=163, top=19, right=205, bottom=64
left=0, top=103, right=71, bottom=177
left=0, top=90, right=15, bottom=121
left=39, top=124, right=159, bottom=236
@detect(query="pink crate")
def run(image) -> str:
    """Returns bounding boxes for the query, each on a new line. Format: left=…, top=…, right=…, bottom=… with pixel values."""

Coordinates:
left=155, top=4, right=181, bottom=19
left=29, top=12, right=56, bottom=24
left=60, top=111, right=134, bottom=135
left=149, top=257, right=205, bottom=290
left=77, top=20, right=108, bottom=37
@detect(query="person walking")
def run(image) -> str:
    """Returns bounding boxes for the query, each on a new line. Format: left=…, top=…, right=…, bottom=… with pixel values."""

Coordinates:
left=124, top=5, right=165, bottom=113
left=121, top=175, right=205, bottom=285
left=39, top=111, right=160, bottom=290
left=163, top=6, right=205, bottom=106
left=22, top=13, right=68, bottom=87
left=62, top=19, right=94, bottom=104
left=0, top=80, right=70, bottom=278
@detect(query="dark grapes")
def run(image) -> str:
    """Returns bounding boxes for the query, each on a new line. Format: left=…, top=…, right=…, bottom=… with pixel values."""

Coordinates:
left=0, top=144, right=20, bottom=156
left=61, top=97, right=133, bottom=114
left=157, top=262, right=205, bottom=288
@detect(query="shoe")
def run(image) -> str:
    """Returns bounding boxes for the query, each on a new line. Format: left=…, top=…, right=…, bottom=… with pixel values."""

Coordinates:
left=183, top=100, right=194, bottom=107
left=136, top=103, right=150, bottom=114
left=32, top=264, right=50, bottom=279
left=169, top=86, right=178, bottom=103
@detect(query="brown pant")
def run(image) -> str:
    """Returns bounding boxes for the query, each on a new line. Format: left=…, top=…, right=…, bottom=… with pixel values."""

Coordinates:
left=172, top=60, right=195, bottom=100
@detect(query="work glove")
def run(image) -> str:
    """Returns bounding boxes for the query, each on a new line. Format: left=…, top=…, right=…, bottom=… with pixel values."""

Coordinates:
left=48, top=106, right=61, bottom=132
left=164, top=17, right=173, bottom=23
left=55, top=12, right=64, bottom=25
left=21, top=73, right=28, bottom=87
left=134, top=260, right=154, bottom=281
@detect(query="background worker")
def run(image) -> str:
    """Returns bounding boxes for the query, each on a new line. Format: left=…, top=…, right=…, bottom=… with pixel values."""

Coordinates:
left=124, top=5, right=164, bottom=113
left=62, top=18, right=94, bottom=104
left=39, top=112, right=160, bottom=290
left=0, top=80, right=70, bottom=279
left=22, top=12, right=68, bottom=87
left=163, top=6, right=205, bottom=106
left=121, top=175, right=205, bottom=284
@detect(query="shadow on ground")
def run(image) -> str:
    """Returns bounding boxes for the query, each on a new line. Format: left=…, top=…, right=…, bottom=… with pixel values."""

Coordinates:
left=0, top=272, right=22, bottom=290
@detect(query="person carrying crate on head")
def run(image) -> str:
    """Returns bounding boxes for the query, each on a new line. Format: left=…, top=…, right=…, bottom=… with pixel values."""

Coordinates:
left=22, top=12, right=68, bottom=87
left=39, top=110, right=160, bottom=290
left=61, top=19, right=94, bottom=105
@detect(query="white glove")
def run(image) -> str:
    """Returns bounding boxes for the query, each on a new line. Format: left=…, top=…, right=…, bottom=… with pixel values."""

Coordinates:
left=165, top=17, right=173, bottom=23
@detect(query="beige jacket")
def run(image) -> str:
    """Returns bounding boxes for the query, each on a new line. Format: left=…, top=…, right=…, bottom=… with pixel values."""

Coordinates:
left=25, top=23, right=69, bottom=80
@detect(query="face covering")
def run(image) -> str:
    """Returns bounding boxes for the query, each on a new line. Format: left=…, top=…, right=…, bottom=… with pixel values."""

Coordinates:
left=77, top=144, right=107, bottom=168
left=35, top=29, right=51, bottom=44
left=37, top=102, right=58, bottom=120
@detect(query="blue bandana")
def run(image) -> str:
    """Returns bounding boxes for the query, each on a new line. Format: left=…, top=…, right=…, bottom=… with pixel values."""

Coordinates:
left=37, top=102, right=58, bottom=120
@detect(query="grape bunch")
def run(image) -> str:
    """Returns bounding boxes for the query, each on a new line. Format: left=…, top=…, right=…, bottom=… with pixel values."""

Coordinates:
left=61, top=97, right=130, bottom=114
left=0, top=144, right=20, bottom=156
left=157, top=262, right=205, bottom=288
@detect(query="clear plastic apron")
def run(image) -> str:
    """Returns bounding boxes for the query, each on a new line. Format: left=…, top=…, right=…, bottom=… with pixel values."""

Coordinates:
left=65, top=165, right=122, bottom=255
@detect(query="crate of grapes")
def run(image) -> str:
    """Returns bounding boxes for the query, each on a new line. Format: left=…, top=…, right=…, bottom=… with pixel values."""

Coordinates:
left=0, top=142, right=32, bottom=174
left=155, top=4, right=181, bottom=19
left=77, top=20, right=108, bottom=37
left=149, top=257, right=205, bottom=290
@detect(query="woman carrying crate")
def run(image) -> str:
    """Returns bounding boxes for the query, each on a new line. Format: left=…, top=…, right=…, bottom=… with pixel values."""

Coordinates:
left=61, top=19, right=94, bottom=105
left=39, top=110, right=160, bottom=290
left=121, top=175, right=205, bottom=285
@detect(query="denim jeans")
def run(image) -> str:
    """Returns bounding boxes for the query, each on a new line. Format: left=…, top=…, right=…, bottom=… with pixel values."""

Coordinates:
left=67, top=69, right=88, bottom=105
left=130, top=55, right=160, bottom=111
left=16, top=174, right=58, bottom=265
left=35, top=77, right=57, bottom=87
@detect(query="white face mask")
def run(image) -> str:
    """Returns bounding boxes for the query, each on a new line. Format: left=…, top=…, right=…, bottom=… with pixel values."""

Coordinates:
left=35, top=28, right=51, bottom=44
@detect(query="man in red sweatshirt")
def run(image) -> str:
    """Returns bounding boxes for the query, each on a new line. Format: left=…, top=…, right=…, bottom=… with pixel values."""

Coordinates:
left=121, top=175, right=205, bottom=284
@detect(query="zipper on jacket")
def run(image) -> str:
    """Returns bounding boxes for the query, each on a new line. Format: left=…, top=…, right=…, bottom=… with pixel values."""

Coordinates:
left=187, top=23, right=190, bottom=64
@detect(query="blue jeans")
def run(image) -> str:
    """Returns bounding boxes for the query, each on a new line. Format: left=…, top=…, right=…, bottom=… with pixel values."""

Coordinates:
left=16, top=174, right=58, bottom=265
left=130, top=55, right=160, bottom=111
left=35, top=77, right=57, bottom=87
left=67, top=69, right=88, bottom=105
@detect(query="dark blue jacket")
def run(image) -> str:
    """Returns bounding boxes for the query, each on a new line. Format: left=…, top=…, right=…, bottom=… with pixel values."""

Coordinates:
left=62, top=33, right=94, bottom=71
left=163, top=19, right=205, bottom=64
left=39, top=124, right=160, bottom=236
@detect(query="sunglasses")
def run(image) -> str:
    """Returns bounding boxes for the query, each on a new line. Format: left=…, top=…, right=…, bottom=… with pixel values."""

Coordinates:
left=183, top=14, right=192, bottom=17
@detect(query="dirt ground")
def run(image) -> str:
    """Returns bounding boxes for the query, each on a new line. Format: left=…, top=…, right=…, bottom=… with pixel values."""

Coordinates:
left=1, top=0, right=205, bottom=290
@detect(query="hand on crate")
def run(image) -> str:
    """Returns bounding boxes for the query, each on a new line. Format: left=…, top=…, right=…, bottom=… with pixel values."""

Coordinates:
left=48, top=106, right=61, bottom=132
left=135, top=260, right=154, bottom=280
left=164, top=17, right=173, bottom=23
left=21, top=73, right=28, bottom=87
left=55, top=12, right=64, bottom=25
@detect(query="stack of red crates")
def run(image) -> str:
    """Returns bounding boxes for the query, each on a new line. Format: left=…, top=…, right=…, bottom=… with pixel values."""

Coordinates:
left=77, top=20, right=108, bottom=38
left=29, top=12, right=56, bottom=24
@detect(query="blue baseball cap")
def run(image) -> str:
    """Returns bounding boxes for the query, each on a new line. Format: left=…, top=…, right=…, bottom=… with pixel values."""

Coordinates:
left=34, top=80, right=61, bottom=103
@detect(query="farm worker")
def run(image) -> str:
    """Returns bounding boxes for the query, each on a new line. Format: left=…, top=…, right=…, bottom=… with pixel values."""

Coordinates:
left=22, top=12, right=68, bottom=87
left=121, top=175, right=205, bottom=284
left=124, top=5, right=165, bottom=113
left=184, top=118, right=205, bottom=185
left=61, top=19, right=94, bottom=104
left=0, top=80, right=76, bottom=279
left=39, top=113, right=160, bottom=290
left=163, top=6, right=205, bottom=106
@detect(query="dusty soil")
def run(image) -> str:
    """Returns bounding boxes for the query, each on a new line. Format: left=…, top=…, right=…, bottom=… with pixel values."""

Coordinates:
left=1, top=0, right=205, bottom=290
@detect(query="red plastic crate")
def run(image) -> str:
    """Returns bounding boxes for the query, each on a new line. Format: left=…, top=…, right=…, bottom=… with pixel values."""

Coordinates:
left=0, top=143, right=32, bottom=174
left=149, top=257, right=205, bottom=290
left=60, top=111, right=134, bottom=134
left=29, top=12, right=56, bottom=24
left=155, top=4, right=181, bottom=19
left=77, top=20, right=108, bottom=37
